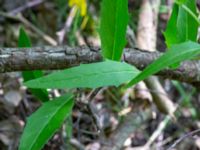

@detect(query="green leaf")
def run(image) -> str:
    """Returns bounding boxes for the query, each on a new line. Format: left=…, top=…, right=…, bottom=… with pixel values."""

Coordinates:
left=177, top=0, right=198, bottom=42
left=126, top=41, right=200, bottom=87
left=100, top=0, right=129, bottom=61
left=164, top=0, right=198, bottom=48
left=24, top=60, right=140, bottom=89
left=19, top=93, right=74, bottom=150
left=163, top=4, right=179, bottom=47
left=18, top=27, right=49, bottom=102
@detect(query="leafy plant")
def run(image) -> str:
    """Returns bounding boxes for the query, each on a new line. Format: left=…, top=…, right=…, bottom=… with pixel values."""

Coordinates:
left=24, top=0, right=131, bottom=90
left=19, top=0, right=200, bottom=149
left=20, top=0, right=132, bottom=149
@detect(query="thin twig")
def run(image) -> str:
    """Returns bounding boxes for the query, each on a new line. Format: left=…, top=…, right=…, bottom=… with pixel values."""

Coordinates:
left=167, top=128, right=200, bottom=150
left=0, top=12, right=57, bottom=45
left=9, top=0, right=45, bottom=15
left=57, top=6, right=77, bottom=44
left=70, top=138, right=86, bottom=150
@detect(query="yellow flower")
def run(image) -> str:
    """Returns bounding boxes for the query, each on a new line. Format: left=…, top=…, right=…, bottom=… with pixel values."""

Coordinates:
left=69, top=0, right=87, bottom=16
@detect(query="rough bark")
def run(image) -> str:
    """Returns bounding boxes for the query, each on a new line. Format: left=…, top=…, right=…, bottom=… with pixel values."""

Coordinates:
left=0, top=46, right=200, bottom=86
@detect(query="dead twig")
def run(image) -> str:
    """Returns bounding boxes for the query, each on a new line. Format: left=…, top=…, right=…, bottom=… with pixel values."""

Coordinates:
left=167, top=128, right=200, bottom=150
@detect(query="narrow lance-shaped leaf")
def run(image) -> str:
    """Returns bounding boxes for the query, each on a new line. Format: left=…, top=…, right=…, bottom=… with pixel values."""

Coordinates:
left=126, top=41, right=200, bottom=87
left=19, top=93, right=74, bottom=150
left=164, top=0, right=198, bottom=48
left=177, top=0, right=198, bottom=42
left=100, top=0, right=129, bottom=61
left=163, top=4, right=179, bottom=47
left=18, top=27, right=49, bottom=102
left=24, top=60, right=140, bottom=89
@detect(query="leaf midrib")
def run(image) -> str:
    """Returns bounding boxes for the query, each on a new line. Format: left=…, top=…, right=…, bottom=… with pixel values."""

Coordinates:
left=39, top=69, right=138, bottom=83
left=112, top=0, right=119, bottom=60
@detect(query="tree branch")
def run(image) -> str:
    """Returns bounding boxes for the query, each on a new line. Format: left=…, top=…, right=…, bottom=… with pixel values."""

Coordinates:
left=0, top=46, right=200, bottom=86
